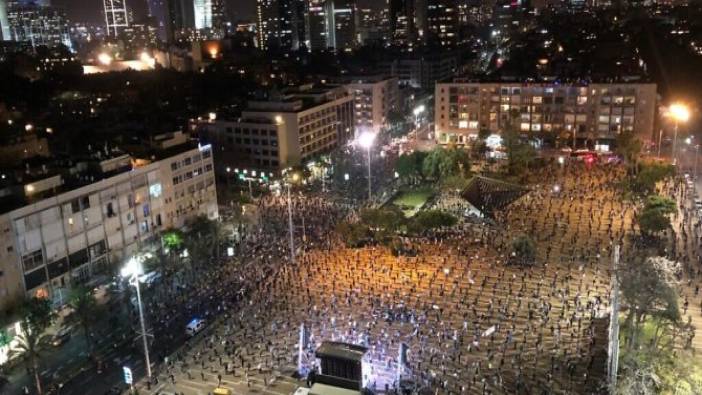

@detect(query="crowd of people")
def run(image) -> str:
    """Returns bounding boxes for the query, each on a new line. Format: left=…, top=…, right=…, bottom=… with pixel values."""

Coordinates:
left=135, top=162, right=638, bottom=395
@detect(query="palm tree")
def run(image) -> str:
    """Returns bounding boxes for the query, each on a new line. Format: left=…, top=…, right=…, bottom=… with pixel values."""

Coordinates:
left=11, top=297, right=55, bottom=395
left=66, top=286, right=102, bottom=358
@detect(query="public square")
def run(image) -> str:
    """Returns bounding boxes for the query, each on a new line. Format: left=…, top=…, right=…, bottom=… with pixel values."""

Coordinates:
left=132, top=162, right=635, bottom=395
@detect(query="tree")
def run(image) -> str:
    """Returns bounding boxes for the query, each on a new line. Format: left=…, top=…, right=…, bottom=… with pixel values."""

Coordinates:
left=12, top=297, right=55, bottom=395
left=637, top=196, right=675, bottom=236
left=335, top=221, right=371, bottom=247
left=359, top=206, right=406, bottom=233
left=422, top=147, right=471, bottom=180
left=184, top=215, right=225, bottom=264
left=395, top=151, right=427, bottom=183
left=616, top=130, right=642, bottom=171
left=510, top=235, right=536, bottom=266
left=407, top=210, right=457, bottom=234
left=627, top=162, right=674, bottom=197
left=638, top=208, right=670, bottom=235
left=503, top=110, right=537, bottom=177
left=620, top=255, right=681, bottom=353
left=66, top=286, right=103, bottom=358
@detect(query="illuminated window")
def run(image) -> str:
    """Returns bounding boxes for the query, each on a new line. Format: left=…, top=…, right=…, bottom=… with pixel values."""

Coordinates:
left=532, top=96, right=543, bottom=104
left=520, top=123, right=530, bottom=132
left=531, top=124, right=541, bottom=132
left=468, top=121, right=479, bottom=129
left=149, top=183, right=162, bottom=198
left=458, top=120, right=469, bottom=129
left=577, top=96, right=587, bottom=105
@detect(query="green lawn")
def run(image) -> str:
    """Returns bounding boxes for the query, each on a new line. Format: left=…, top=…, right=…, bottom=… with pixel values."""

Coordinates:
left=390, top=187, right=434, bottom=217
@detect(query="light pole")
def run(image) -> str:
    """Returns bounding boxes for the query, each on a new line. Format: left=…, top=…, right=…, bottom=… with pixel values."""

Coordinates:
left=358, top=131, right=376, bottom=201
left=286, top=172, right=300, bottom=264
left=121, top=257, right=152, bottom=379
left=695, top=145, right=700, bottom=180
left=669, top=103, right=690, bottom=165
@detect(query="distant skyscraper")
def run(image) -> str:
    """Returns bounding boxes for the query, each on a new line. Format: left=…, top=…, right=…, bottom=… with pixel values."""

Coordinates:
left=7, top=2, right=72, bottom=49
left=147, top=0, right=169, bottom=42
left=332, top=0, right=356, bottom=51
left=0, top=0, right=10, bottom=40
left=426, top=0, right=457, bottom=48
left=306, top=0, right=332, bottom=50
left=103, top=0, right=129, bottom=37
left=389, top=0, right=416, bottom=46
left=193, top=0, right=211, bottom=29
left=256, top=0, right=305, bottom=51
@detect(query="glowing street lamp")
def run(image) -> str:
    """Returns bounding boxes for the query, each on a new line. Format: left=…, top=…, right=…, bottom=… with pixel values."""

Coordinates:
left=668, top=103, right=690, bottom=165
left=97, top=52, right=113, bottom=66
left=121, top=257, right=152, bottom=379
left=358, top=131, right=376, bottom=201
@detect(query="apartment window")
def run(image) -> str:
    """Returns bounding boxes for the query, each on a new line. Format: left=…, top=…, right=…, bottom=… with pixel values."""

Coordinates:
left=71, top=199, right=81, bottom=214
left=202, top=149, right=211, bottom=159
left=183, top=157, right=192, bottom=166
left=128, top=194, right=135, bottom=208
left=106, top=202, right=115, bottom=218
left=171, top=162, right=180, bottom=171
left=205, top=164, right=213, bottom=172
left=22, top=250, right=43, bottom=272
left=172, top=176, right=181, bottom=185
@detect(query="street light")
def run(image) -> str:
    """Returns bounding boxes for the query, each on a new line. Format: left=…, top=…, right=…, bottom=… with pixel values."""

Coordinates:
left=120, top=257, right=152, bottom=379
left=689, top=139, right=701, bottom=180
left=669, top=103, right=690, bottom=165
left=286, top=172, right=301, bottom=264
left=358, top=131, right=376, bottom=201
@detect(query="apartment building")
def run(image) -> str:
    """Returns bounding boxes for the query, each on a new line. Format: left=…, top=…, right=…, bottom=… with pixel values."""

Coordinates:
left=195, top=84, right=354, bottom=174
left=0, top=133, right=218, bottom=308
left=342, top=76, right=399, bottom=134
left=380, top=52, right=458, bottom=91
left=434, top=81, right=657, bottom=147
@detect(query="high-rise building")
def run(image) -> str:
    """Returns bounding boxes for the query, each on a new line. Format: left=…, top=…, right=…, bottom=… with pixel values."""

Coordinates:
left=193, top=0, right=211, bottom=29
left=7, top=2, right=72, bottom=49
left=0, top=0, right=10, bottom=40
left=147, top=0, right=170, bottom=42
left=256, top=0, right=305, bottom=51
left=103, top=0, right=129, bottom=37
left=306, top=0, right=333, bottom=51
left=426, top=0, right=457, bottom=48
left=332, top=0, right=355, bottom=51
left=389, top=0, right=416, bottom=46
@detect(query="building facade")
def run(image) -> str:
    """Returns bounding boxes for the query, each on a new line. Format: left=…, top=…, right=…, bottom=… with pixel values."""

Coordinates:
left=7, top=3, right=72, bottom=49
left=434, top=81, right=657, bottom=147
left=0, top=0, right=10, bottom=41
left=343, top=76, right=400, bottom=134
left=256, top=0, right=306, bottom=51
left=103, top=0, right=129, bottom=37
left=0, top=141, right=217, bottom=308
left=195, top=85, right=354, bottom=174
left=380, top=52, right=458, bottom=91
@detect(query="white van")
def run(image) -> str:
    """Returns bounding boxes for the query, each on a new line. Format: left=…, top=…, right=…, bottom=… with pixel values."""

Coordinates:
left=185, top=318, right=206, bottom=337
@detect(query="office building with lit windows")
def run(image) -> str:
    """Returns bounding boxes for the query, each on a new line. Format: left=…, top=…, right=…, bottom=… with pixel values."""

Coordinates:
left=434, top=81, right=657, bottom=147
left=194, top=84, right=354, bottom=173
left=256, top=0, right=305, bottom=51
left=6, top=2, right=72, bottom=49
left=0, top=132, right=217, bottom=308
left=342, top=76, right=400, bottom=134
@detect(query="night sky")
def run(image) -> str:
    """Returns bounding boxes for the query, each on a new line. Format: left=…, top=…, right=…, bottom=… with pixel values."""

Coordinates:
left=54, top=0, right=381, bottom=25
